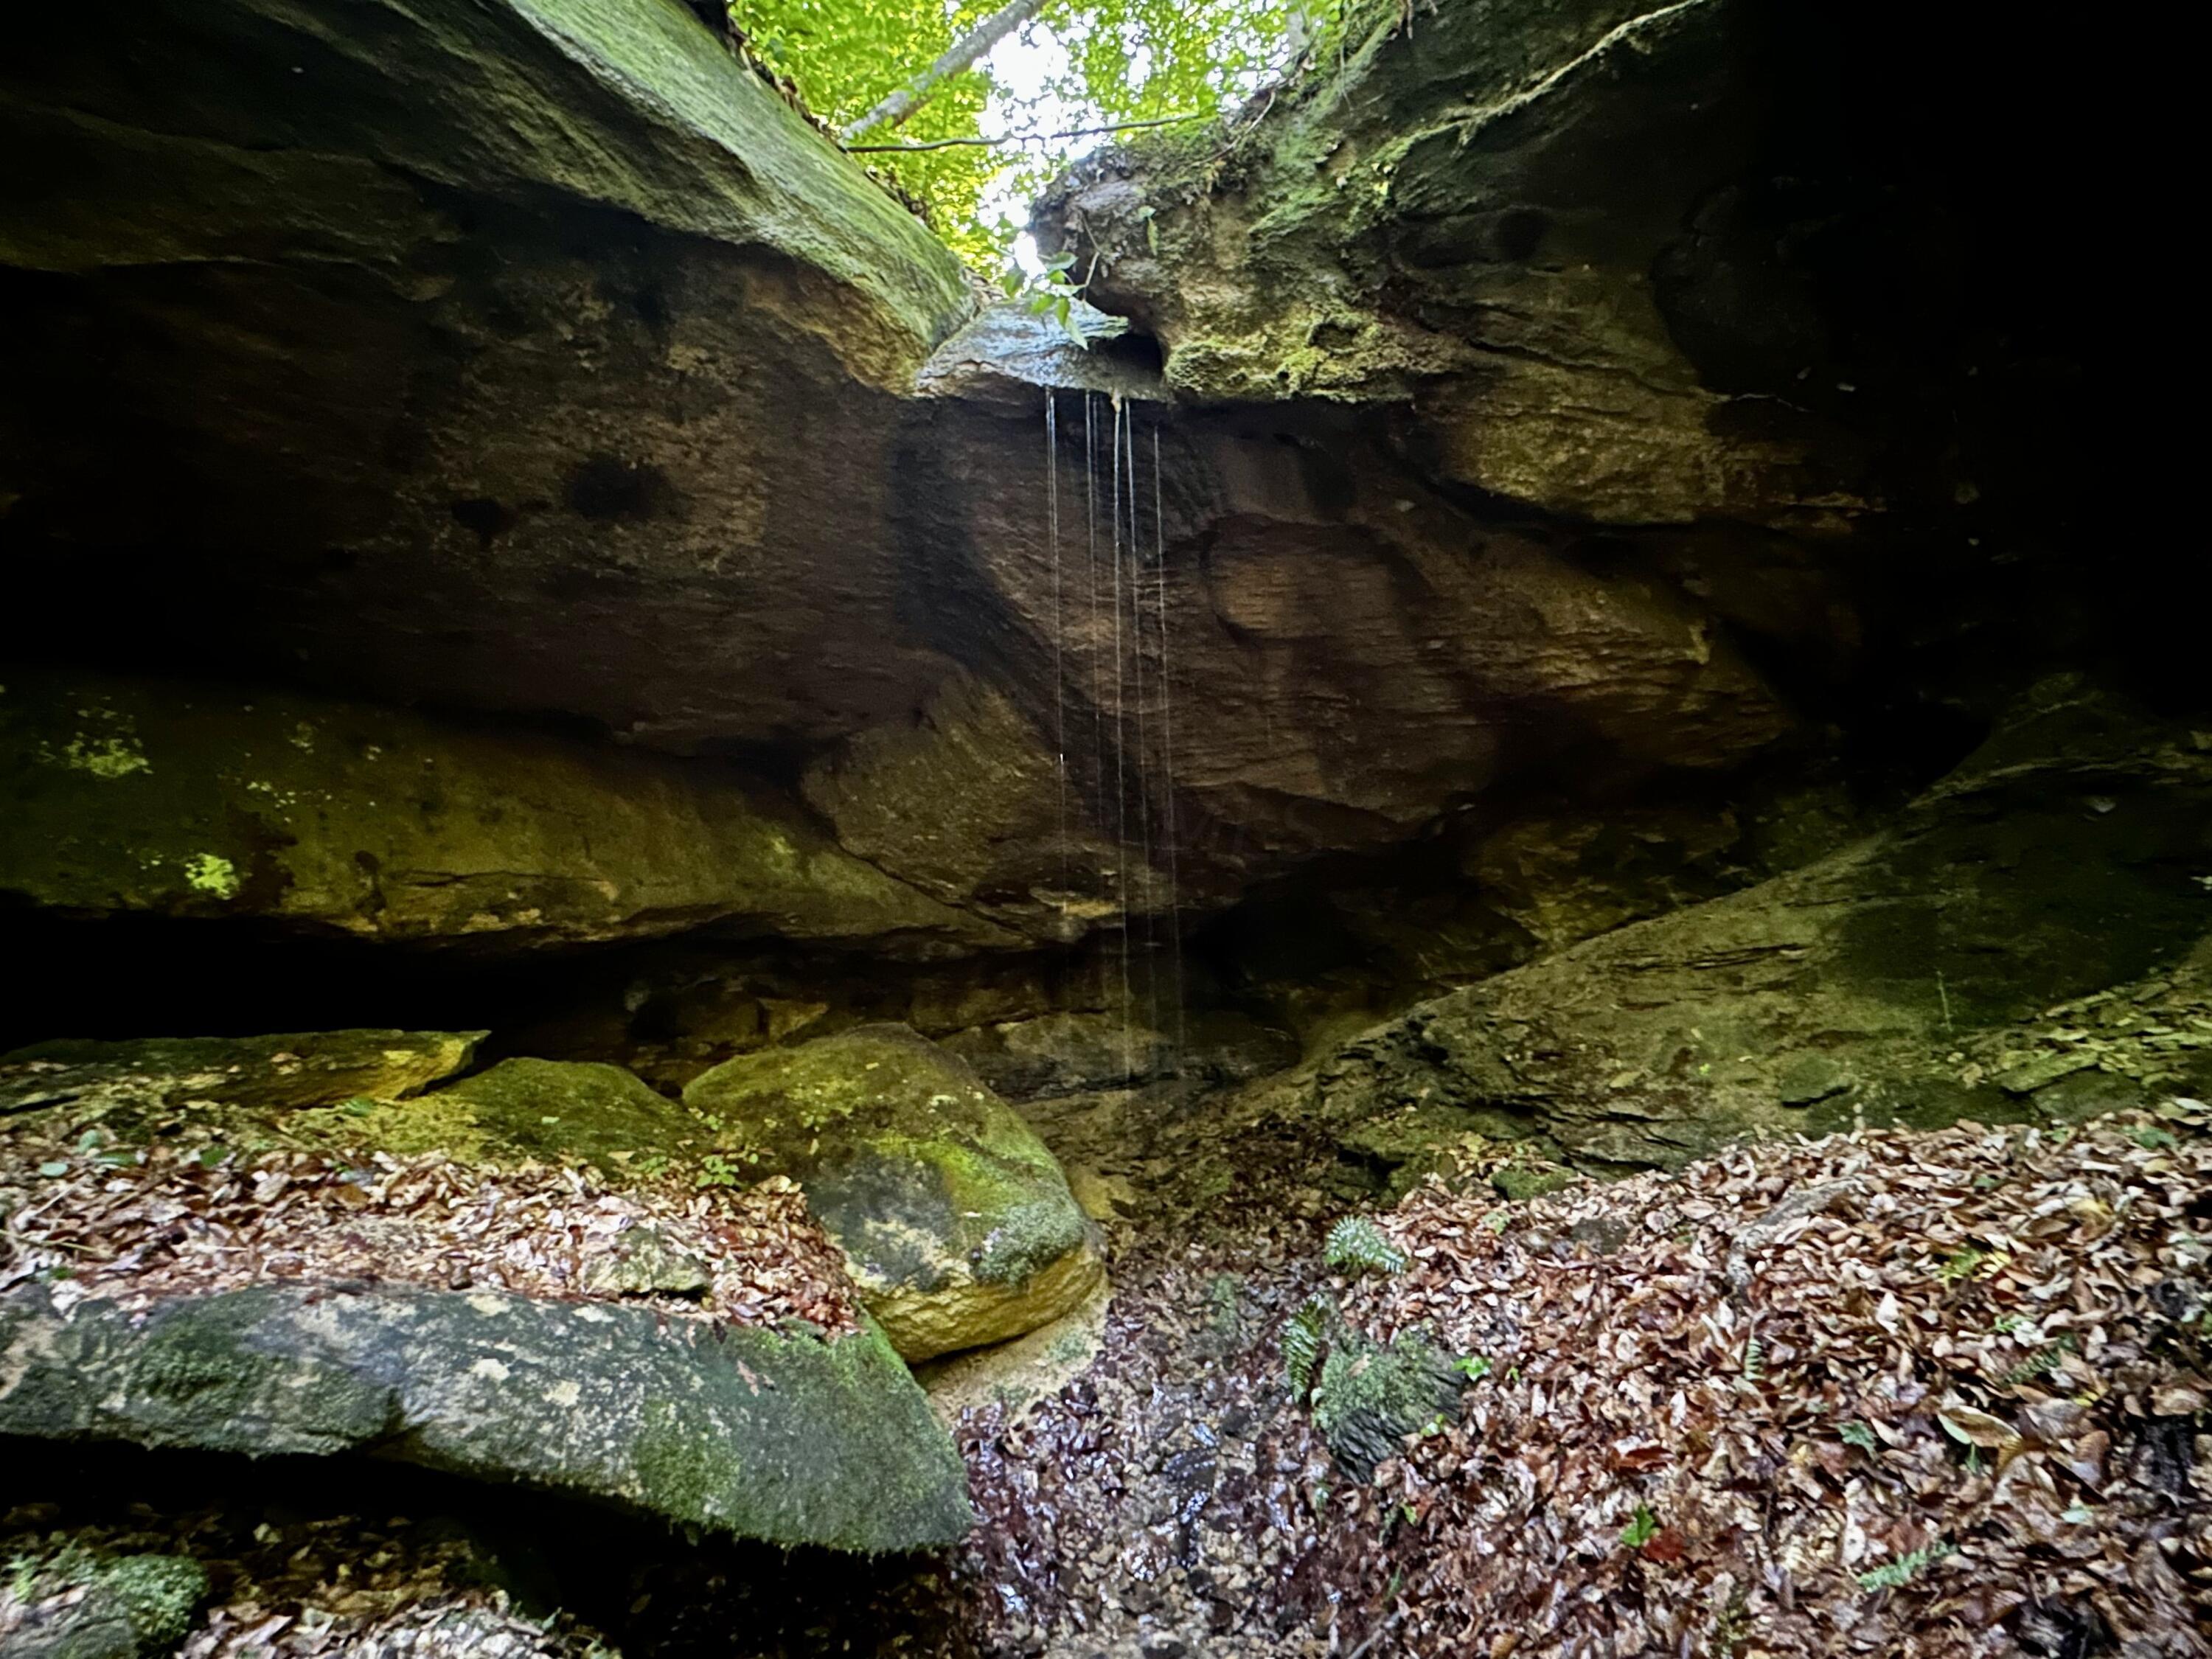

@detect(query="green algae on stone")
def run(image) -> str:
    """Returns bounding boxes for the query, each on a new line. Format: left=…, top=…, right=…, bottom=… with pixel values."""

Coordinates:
left=2, top=1543, right=209, bottom=1659
left=408, top=1057, right=706, bottom=1168
left=0, top=1031, right=484, bottom=1141
left=1311, top=680, right=2212, bottom=1169
left=684, top=1025, right=1100, bottom=1360
left=0, top=1282, right=972, bottom=1554
left=0, top=668, right=1007, bottom=952
left=1311, top=1329, right=1463, bottom=1483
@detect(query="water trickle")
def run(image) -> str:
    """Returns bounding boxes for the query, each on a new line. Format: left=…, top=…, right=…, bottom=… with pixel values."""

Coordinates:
left=1109, top=393, right=1133, bottom=1084
left=1122, top=398, right=1156, bottom=1062
left=1046, top=390, right=1065, bottom=897
left=1152, top=418, right=1186, bottom=1057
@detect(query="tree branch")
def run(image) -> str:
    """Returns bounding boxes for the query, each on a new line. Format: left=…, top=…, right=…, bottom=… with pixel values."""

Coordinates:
left=841, top=0, right=1051, bottom=141
left=846, top=112, right=1206, bottom=153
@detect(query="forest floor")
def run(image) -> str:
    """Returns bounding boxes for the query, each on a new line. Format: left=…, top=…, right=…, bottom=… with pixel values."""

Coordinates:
left=932, top=1090, right=2212, bottom=1659
left=4, top=1093, right=2207, bottom=1657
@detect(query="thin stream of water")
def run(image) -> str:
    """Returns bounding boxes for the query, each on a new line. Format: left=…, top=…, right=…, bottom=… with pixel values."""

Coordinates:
left=1152, top=420, right=1186, bottom=1055
left=1124, top=400, right=1156, bottom=1056
left=1046, top=391, right=1065, bottom=899
left=1085, top=396, right=1103, bottom=822
left=1109, top=394, right=1133, bottom=1082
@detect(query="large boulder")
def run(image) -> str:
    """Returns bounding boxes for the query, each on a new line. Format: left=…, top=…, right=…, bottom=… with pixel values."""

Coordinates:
left=0, top=1074, right=975, bottom=1552
left=0, top=669, right=1009, bottom=951
left=1308, top=681, right=2212, bottom=1167
left=415, top=1057, right=708, bottom=1166
left=0, top=1282, right=971, bottom=1554
left=684, top=1025, right=1102, bottom=1360
left=0, top=1029, right=482, bottom=1121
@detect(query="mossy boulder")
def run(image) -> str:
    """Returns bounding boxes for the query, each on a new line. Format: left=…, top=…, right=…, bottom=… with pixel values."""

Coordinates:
left=0, top=669, right=1008, bottom=953
left=1312, top=1330, right=1463, bottom=1483
left=684, top=1025, right=1102, bottom=1360
left=407, top=1058, right=706, bottom=1168
left=0, top=1281, right=972, bottom=1553
left=0, top=1030, right=481, bottom=1127
left=0, top=1545, right=208, bottom=1659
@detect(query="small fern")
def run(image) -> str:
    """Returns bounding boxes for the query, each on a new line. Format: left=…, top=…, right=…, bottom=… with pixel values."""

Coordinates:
left=1283, top=1298, right=1330, bottom=1400
left=1855, top=1540, right=1954, bottom=1593
left=1838, top=1420, right=1878, bottom=1453
left=1741, top=1337, right=1765, bottom=1382
left=1325, top=1216, right=1407, bottom=1276
left=1999, top=1332, right=2077, bottom=1387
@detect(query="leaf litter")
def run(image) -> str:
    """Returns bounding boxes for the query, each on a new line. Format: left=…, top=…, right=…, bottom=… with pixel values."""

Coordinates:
left=0, top=1124, right=861, bottom=1335
left=1305, top=1105, right=2212, bottom=1657
left=942, top=1103, right=2208, bottom=1657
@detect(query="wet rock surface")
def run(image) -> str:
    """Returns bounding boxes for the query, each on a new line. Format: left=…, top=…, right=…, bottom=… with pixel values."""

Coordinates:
left=0, top=669, right=1004, bottom=953
left=1305, top=681, right=2212, bottom=1166
left=685, top=1025, right=1101, bottom=1360
left=0, top=1031, right=484, bottom=1121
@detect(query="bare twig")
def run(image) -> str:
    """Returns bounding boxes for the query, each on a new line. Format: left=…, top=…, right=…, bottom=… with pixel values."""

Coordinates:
left=841, top=0, right=1051, bottom=139
left=848, top=112, right=1206, bottom=153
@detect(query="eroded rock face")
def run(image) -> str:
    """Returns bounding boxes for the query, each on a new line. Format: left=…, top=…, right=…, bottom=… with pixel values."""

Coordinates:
left=0, top=1282, right=973, bottom=1553
left=0, top=669, right=1007, bottom=952
left=1310, top=682, right=2212, bottom=1167
left=3, top=0, right=973, bottom=753
left=684, top=1025, right=1102, bottom=1360
left=0, top=1030, right=482, bottom=1120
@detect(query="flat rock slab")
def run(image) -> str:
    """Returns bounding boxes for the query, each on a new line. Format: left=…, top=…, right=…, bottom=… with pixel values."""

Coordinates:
left=0, top=1281, right=973, bottom=1554
left=0, top=1031, right=482, bottom=1121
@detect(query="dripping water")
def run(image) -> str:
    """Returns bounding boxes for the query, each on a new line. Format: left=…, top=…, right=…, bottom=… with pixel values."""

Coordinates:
left=1122, top=399, right=1156, bottom=1068
left=1085, top=395, right=1103, bottom=823
left=1084, top=395, right=1112, bottom=1043
left=1109, top=394, right=1133, bottom=1083
left=1046, top=391, right=1065, bottom=899
left=1152, top=419, right=1186, bottom=1057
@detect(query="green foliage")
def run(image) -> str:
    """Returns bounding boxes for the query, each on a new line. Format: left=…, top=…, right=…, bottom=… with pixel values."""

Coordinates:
left=1620, top=1506, right=1660, bottom=1549
left=1839, top=1419, right=1879, bottom=1453
left=1855, top=1540, right=1954, bottom=1593
left=695, top=1152, right=744, bottom=1189
left=721, top=0, right=1309, bottom=270
left=1283, top=1295, right=1329, bottom=1399
left=1324, top=1215, right=1406, bottom=1276
left=1935, top=1245, right=1992, bottom=1282
left=1002, top=246, right=1130, bottom=347
left=1453, top=1354, right=1492, bottom=1382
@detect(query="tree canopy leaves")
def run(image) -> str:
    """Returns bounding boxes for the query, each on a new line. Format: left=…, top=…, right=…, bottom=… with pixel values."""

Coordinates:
left=725, top=0, right=1310, bottom=269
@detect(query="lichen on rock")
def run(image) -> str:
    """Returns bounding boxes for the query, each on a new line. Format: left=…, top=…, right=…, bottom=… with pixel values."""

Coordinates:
left=0, top=669, right=1007, bottom=953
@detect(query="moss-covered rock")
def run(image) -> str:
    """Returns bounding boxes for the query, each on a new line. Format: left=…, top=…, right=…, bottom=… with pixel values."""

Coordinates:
left=0, top=1545, right=208, bottom=1659
left=411, top=1058, right=706, bottom=1168
left=0, top=669, right=1008, bottom=952
left=1312, top=680, right=2212, bottom=1166
left=0, top=1030, right=481, bottom=1128
left=0, top=1281, right=972, bottom=1553
left=1034, top=0, right=1866, bottom=531
left=4, top=0, right=975, bottom=755
left=684, top=1025, right=1101, bottom=1360
left=1311, top=1330, right=1462, bottom=1484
